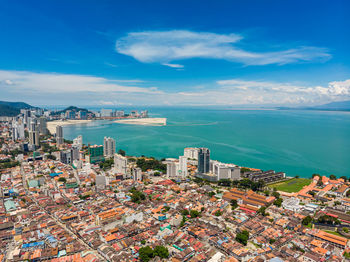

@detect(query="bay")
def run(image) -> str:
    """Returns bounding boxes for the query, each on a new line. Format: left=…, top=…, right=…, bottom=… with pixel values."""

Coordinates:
left=62, top=108, right=350, bottom=178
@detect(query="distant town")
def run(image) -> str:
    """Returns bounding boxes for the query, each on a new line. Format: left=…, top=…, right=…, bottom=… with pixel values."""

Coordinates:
left=0, top=106, right=350, bottom=261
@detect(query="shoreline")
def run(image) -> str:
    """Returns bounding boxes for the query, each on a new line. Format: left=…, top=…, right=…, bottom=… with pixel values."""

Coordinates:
left=114, top=117, right=167, bottom=126
left=47, top=120, right=92, bottom=134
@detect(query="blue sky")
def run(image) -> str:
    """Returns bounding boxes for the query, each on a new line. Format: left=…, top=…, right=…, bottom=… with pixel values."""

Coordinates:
left=0, top=0, right=349, bottom=106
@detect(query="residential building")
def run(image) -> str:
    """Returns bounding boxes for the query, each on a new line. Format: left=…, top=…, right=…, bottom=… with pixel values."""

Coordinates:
left=29, top=120, right=40, bottom=148
left=132, top=167, right=142, bottom=181
left=178, top=156, right=188, bottom=178
left=100, top=109, right=113, bottom=117
left=73, top=135, right=83, bottom=150
left=166, top=161, right=178, bottom=178
left=243, top=170, right=285, bottom=183
left=78, top=111, right=87, bottom=120
left=103, top=137, right=116, bottom=157
left=39, top=116, right=48, bottom=135
left=210, top=160, right=241, bottom=181
left=114, top=153, right=128, bottom=176
left=56, top=125, right=64, bottom=146
left=184, top=147, right=200, bottom=160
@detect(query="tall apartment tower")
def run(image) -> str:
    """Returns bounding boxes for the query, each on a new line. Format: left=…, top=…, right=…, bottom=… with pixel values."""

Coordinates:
left=103, top=137, right=116, bottom=157
left=73, top=135, right=83, bottom=150
left=56, top=125, right=64, bottom=146
left=29, top=120, right=40, bottom=148
left=178, top=156, right=188, bottom=178
left=114, top=153, right=128, bottom=177
left=39, top=116, right=48, bottom=135
left=166, top=162, right=178, bottom=178
left=198, top=148, right=210, bottom=174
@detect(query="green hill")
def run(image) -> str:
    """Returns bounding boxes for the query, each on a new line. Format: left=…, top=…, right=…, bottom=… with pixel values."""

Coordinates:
left=0, top=101, right=35, bottom=116
left=51, top=106, right=93, bottom=115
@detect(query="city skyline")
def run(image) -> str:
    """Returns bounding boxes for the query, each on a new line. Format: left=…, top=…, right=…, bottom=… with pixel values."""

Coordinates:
left=0, top=0, right=349, bottom=106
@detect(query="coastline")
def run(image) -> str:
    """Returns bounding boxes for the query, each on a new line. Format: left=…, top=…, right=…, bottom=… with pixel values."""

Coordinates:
left=114, top=117, right=167, bottom=126
left=47, top=120, right=92, bottom=134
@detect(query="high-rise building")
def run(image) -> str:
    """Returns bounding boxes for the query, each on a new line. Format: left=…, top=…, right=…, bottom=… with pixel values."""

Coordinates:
left=29, top=120, right=40, bottom=148
left=11, top=126, right=18, bottom=141
left=65, top=110, right=75, bottom=119
left=184, top=147, right=200, bottom=160
left=71, top=146, right=80, bottom=161
left=96, top=175, right=108, bottom=189
left=198, top=148, right=210, bottom=174
left=78, top=111, right=87, bottom=119
left=114, top=153, right=128, bottom=176
left=103, top=137, right=116, bottom=157
left=73, top=135, right=83, bottom=150
left=178, top=156, right=188, bottom=178
left=17, top=122, right=25, bottom=139
left=56, top=125, right=64, bottom=146
left=100, top=109, right=113, bottom=117
left=210, top=160, right=241, bottom=181
left=114, top=110, right=125, bottom=117
left=60, top=150, right=72, bottom=164
left=166, top=162, right=179, bottom=178
left=87, top=145, right=104, bottom=163
left=133, top=167, right=142, bottom=181
left=39, top=116, right=48, bottom=135
left=140, top=110, right=148, bottom=118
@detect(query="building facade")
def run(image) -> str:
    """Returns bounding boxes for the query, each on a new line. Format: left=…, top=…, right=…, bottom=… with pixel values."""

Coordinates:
left=198, top=148, right=210, bottom=174
left=103, top=137, right=116, bottom=157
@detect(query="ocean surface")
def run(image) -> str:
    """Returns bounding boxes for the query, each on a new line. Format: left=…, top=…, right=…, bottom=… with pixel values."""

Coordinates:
left=62, top=108, right=350, bottom=178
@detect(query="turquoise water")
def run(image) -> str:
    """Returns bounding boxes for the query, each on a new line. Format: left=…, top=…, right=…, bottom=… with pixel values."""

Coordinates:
left=63, top=108, right=350, bottom=178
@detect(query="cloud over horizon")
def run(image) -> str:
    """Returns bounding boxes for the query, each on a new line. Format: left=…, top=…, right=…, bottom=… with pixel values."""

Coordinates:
left=0, top=70, right=349, bottom=107
left=116, top=30, right=331, bottom=67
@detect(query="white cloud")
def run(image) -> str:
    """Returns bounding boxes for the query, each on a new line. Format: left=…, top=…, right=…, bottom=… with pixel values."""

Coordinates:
left=116, top=30, right=331, bottom=66
left=162, top=63, right=184, bottom=68
left=0, top=70, right=162, bottom=94
left=175, top=79, right=350, bottom=106
left=1, top=69, right=348, bottom=107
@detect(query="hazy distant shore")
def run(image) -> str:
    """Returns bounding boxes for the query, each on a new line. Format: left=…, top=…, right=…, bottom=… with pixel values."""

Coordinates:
left=114, top=118, right=167, bottom=126
left=47, top=120, right=92, bottom=134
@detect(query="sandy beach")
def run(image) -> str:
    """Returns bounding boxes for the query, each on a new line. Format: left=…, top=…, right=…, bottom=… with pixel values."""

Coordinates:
left=114, top=118, right=167, bottom=126
left=47, top=120, right=92, bottom=134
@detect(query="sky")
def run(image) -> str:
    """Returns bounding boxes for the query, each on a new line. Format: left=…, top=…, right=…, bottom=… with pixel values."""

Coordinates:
left=0, top=0, right=349, bottom=107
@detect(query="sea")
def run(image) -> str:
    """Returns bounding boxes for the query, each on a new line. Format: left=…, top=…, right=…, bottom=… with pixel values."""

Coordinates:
left=62, top=107, right=350, bottom=178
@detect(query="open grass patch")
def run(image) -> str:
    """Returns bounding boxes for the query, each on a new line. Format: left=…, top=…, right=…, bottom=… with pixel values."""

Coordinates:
left=269, top=178, right=311, bottom=193
left=324, top=230, right=343, bottom=238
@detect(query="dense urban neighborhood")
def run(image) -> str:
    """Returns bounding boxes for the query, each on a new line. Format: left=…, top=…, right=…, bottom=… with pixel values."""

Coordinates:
left=1, top=109, right=350, bottom=262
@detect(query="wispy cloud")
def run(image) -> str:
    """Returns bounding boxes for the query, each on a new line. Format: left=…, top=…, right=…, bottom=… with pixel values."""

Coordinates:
left=116, top=30, right=331, bottom=67
left=162, top=63, right=184, bottom=68
left=104, top=62, right=118, bottom=68
left=0, top=70, right=162, bottom=94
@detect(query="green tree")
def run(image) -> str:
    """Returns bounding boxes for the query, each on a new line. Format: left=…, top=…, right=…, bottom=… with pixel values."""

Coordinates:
left=153, top=246, right=169, bottom=259
left=214, top=210, right=222, bottom=216
left=302, top=215, right=312, bottom=226
left=272, top=191, right=280, bottom=198
left=258, top=207, right=267, bottom=216
left=231, top=199, right=238, bottom=210
left=58, top=177, right=66, bottom=183
left=181, top=209, right=189, bottom=216
left=235, top=230, right=249, bottom=246
left=190, top=210, right=200, bottom=218
left=139, top=246, right=154, bottom=262
left=273, top=198, right=283, bottom=207
left=329, top=174, right=336, bottom=180
left=118, top=149, right=126, bottom=156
